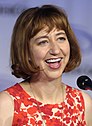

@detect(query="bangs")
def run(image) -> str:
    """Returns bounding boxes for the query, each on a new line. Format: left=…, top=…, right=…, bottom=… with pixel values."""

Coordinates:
left=29, top=7, right=68, bottom=38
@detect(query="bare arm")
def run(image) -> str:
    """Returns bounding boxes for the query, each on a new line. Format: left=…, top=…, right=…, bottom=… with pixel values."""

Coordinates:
left=82, top=91, right=92, bottom=126
left=0, top=91, right=14, bottom=126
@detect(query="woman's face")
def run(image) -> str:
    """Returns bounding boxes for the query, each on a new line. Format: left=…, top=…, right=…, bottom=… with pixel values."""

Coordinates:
left=29, top=27, right=70, bottom=80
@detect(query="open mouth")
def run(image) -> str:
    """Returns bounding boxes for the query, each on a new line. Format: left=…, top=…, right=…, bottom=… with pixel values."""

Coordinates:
left=45, top=58, right=62, bottom=63
left=45, top=58, right=63, bottom=69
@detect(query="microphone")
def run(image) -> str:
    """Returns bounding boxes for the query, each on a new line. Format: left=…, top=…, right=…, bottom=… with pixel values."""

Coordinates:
left=77, top=75, right=92, bottom=90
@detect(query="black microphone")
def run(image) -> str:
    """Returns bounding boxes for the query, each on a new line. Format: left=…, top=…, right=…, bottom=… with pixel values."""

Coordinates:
left=77, top=75, right=92, bottom=90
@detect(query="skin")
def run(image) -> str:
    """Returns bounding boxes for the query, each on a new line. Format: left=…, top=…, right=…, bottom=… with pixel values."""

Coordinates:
left=27, top=27, right=70, bottom=104
left=30, top=27, right=70, bottom=81
left=0, top=27, right=92, bottom=126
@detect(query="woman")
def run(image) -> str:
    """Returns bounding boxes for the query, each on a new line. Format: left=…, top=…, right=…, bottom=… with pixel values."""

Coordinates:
left=0, top=4, right=92, bottom=126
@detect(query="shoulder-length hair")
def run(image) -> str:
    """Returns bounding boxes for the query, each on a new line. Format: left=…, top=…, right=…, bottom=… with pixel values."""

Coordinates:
left=10, top=4, right=81, bottom=79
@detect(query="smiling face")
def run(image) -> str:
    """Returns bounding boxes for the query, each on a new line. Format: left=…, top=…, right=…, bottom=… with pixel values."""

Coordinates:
left=29, top=27, right=70, bottom=80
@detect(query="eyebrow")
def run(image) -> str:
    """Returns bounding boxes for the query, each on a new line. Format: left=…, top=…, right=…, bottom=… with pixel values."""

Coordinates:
left=56, top=32, right=66, bottom=36
left=35, top=36, right=48, bottom=41
left=35, top=31, right=66, bottom=41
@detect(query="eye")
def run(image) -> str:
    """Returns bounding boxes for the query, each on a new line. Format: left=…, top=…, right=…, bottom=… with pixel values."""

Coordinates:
left=38, top=40, right=48, bottom=46
left=57, top=37, right=66, bottom=42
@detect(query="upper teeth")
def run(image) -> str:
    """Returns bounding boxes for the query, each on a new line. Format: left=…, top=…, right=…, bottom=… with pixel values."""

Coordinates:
left=46, top=58, right=61, bottom=63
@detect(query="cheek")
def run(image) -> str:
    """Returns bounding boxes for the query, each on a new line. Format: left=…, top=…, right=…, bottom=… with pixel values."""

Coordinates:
left=67, top=45, right=70, bottom=63
left=67, top=45, right=70, bottom=57
left=32, top=48, right=46, bottom=65
left=66, top=46, right=70, bottom=61
left=63, top=43, right=70, bottom=57
left=63, top=43, right=70, bottom=65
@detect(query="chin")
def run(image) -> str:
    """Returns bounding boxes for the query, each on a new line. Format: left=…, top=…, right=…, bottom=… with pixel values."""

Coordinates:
left=44, top=70, right=63, bottom=80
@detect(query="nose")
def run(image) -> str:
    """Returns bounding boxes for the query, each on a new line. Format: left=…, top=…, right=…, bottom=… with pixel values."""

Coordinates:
left=49, top=42, right=60, bottom=55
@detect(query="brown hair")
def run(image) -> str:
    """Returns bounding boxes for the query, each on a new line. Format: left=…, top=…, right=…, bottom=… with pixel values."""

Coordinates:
left=10, top=4, right=81, bottom=79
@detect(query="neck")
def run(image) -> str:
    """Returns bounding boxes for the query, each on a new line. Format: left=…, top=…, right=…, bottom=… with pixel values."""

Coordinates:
left=30, top=77, right=65, bottom=104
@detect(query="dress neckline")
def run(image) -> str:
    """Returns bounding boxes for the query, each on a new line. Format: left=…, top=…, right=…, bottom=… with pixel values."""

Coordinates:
left=16, top=83, right=69, bottom=106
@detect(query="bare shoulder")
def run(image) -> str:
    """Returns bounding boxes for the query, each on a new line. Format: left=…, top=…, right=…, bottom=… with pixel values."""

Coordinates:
left=0, top=90, right=12, bottom=100
left=82, top=91, right=92, bottom=108
left=0, top=91, right=14, bottom=126
left=81, top=91, right=92, bottom=126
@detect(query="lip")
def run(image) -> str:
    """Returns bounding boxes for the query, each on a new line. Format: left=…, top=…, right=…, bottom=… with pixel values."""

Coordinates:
left=45, top=57, right=63, bottom=69
left=45, top=57, right=63, bottom=64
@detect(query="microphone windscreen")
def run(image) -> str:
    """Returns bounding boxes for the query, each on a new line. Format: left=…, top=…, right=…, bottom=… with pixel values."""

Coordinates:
left=77, top=75, right=92, bottom=90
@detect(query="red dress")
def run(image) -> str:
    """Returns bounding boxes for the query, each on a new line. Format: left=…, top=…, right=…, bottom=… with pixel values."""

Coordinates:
left=5, top=83, right=86, bottom=126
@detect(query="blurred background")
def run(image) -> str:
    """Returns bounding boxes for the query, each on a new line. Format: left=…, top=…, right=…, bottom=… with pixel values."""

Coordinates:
left=0, top=0, right=92, bottom=97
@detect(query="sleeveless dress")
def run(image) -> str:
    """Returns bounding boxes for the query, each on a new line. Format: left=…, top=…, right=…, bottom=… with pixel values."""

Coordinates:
left=5, top=83, right=86, bottom=126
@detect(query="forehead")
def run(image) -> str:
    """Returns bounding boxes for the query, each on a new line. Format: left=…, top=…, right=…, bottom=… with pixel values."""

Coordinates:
left=33, top=27, right=65, bottom=38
